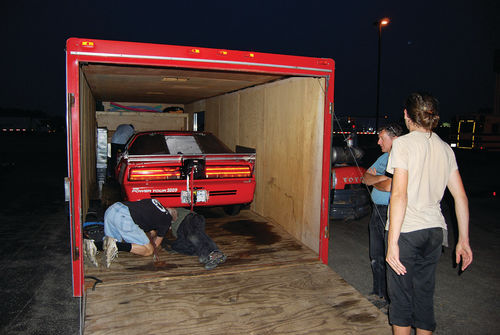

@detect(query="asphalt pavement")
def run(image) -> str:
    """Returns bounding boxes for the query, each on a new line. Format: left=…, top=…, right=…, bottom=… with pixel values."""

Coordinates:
left=0, top=133, right=80, bottom=334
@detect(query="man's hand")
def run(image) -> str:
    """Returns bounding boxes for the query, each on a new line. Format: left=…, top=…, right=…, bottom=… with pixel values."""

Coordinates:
left=386, top=242, right=407, bottom=276
left=456, top=240, right=473, bottom=271
left=167, top=208, right=178, bottom=222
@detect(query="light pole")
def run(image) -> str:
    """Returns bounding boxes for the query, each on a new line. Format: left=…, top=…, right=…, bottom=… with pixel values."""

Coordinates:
left=375, top=17, right=390, bottom=131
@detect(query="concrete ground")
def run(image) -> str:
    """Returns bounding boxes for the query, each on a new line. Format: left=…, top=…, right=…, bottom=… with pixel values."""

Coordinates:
left=1, top=133, right=498, bottom=334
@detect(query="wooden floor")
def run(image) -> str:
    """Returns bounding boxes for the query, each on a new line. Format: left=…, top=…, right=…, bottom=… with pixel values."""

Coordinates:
left=84, top=209, right=391, bottom=334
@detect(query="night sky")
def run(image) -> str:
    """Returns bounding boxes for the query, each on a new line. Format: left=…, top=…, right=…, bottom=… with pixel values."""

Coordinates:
left=2, top=0, right=499, bottom=122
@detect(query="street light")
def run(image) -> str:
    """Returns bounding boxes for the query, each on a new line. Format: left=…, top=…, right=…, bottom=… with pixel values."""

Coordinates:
left=375, top=17, right=390, bottom=131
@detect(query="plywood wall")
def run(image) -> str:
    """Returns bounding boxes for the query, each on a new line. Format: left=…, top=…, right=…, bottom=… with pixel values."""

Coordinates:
left=96, top=111, right=188, bottom=136
left=80, top=70, right=97, bottom=218
left=185, top=77, right=325, bottom=252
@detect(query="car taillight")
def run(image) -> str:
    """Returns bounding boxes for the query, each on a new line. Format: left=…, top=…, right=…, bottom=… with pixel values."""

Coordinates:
left=205, top=165, right=252, bottom=178
left=129, top=167, right=181, bottom=181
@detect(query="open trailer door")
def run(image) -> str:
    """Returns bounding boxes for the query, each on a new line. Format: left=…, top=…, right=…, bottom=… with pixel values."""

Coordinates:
left=65, top=38, right=335, bottom=298
left=66, top=53, right=84, bottom=298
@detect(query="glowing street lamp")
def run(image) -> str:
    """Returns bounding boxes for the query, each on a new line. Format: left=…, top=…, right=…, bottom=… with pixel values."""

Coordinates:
left=375, top=17, right=390, bottom=130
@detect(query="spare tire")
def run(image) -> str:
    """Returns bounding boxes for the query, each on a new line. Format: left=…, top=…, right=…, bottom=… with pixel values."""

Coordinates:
left=331, top=146, right=364, bottom=165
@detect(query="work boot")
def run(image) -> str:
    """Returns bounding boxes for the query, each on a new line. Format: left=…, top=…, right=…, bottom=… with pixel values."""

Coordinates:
left=204, top=250, right=227, bottom=270
left=83, top=239, right=99, bottom=267
left=103, top=236, right=118, bottom=268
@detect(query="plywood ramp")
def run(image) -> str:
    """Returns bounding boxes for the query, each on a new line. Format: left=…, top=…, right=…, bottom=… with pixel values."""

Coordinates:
left=84, top=210, right=390, bottom=334
left=85, top=263, right=390, bottom=335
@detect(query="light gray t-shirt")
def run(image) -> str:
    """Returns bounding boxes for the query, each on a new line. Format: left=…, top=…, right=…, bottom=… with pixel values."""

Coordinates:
left=386, top=131, right=458, bottom=233
left=170, top=208, right=192, bottom=238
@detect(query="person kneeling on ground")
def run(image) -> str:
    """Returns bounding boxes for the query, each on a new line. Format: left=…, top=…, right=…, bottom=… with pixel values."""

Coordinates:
left=83, top=199, right=226, bottom=270
left=166, top=207, right=227, bottom=270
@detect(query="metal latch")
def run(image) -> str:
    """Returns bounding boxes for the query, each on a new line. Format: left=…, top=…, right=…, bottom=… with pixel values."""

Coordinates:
left=64, top=177, right=71, bottom=202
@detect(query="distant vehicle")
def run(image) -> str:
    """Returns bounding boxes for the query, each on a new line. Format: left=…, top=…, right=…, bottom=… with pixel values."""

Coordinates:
left=330, top=146, right=371, bottom=221
left=116, top=131, right=256, bottom=215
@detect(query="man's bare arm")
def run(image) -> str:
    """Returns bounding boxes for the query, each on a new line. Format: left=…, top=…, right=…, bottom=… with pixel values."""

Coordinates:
left=363, top=169, right=389, bottom=186
left=447, top=169, right=473, bottom=271
left=386, top=168, right=408, bottom=276
left=373, top=178, right=392, bottom=192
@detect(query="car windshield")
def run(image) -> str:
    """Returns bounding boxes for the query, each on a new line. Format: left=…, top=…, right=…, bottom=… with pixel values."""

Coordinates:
left=128, top=133, right=232, bottom=155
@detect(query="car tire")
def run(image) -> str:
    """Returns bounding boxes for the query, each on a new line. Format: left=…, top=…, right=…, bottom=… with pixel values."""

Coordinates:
left=223, top=204, right=241, bottom=216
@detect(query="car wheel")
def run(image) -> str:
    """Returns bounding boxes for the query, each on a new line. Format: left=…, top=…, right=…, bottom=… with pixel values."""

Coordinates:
left=223, top=204, right=241, bottom=216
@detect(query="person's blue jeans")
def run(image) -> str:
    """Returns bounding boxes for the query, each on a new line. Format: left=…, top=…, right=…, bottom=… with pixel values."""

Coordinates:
left=104, top=202, right=149, bottom=245
left=369, top=204, right=388, bottom=299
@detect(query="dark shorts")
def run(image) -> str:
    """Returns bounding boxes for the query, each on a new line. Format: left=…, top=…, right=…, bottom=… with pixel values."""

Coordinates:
left=386, top=228, right=443, bottom=331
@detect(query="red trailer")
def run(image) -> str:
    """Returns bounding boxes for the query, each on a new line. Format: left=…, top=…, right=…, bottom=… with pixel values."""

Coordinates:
left=65, top=38, right=390, bottom=334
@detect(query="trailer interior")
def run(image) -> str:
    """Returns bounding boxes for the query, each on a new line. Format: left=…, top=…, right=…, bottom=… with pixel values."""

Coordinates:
left=77, top=61, right=327, bottom=259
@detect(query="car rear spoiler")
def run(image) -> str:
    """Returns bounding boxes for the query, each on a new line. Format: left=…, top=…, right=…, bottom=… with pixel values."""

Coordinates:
left=124, top=153, right=256, bottom=163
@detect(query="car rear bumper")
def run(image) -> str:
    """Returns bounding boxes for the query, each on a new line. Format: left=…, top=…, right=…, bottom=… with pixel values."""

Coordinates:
left=330, top=187, right=371, bottom=220
left=123, top=179, right=256, bottom=208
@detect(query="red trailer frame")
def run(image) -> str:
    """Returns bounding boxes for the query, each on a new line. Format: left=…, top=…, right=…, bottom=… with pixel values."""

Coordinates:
left=66, top=38, right=334, bottom=297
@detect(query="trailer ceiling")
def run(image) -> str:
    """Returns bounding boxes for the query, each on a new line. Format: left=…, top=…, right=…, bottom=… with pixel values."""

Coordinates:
left=81, top=64, right=287, bottom=104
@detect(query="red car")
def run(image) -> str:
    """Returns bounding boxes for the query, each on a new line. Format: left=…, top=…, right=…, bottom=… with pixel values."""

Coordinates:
left=116, top=131, right=256, bottom=215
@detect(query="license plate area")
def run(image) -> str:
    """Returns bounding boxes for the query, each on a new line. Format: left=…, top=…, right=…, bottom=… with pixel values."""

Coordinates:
left=181, top=189, right=208, bottom=204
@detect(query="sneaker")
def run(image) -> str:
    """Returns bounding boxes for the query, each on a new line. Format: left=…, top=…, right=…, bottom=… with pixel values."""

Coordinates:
left=204, top=250, right=227, bottom=270
left=103, top=236, right=118, bottom=268
left=83, top=239, right=99, bottom=267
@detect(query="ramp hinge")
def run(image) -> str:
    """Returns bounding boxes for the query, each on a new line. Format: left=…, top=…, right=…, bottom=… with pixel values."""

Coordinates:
left=73, top=247, right=79, bottom=261
left=68, top=93, right=75, bottom=108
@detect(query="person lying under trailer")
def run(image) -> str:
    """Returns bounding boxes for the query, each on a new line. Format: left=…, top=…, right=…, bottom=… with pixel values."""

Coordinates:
left=83, top=199, right=227, bottom=270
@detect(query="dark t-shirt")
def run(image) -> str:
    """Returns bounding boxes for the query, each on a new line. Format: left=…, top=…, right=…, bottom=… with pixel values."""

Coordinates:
left=123, top=199, right=172, bottom=237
